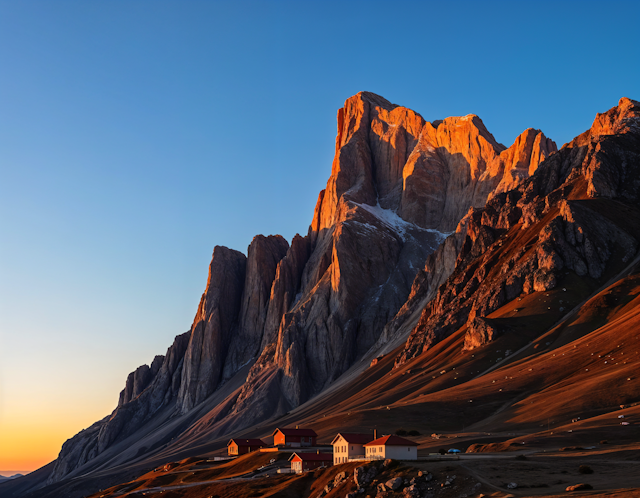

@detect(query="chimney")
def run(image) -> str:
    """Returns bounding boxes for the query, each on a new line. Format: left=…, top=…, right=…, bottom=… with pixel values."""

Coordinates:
left=374, top=429, right=377, bottom=440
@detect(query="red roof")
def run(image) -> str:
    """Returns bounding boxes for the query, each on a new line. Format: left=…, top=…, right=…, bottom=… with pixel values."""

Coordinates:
left=363, top=435, right=419, bottom=447
left=272, top=427, right=317, bottom=437
left=289, top=452, right=333, bottom=462
left=331, top=433, right=373, bottom=445
left=227, top=438, right=265, bottom=447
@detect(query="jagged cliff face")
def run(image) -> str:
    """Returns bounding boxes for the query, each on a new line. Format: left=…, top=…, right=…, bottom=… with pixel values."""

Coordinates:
left=396, top=97, right=640, bottom=365
left=177, top=245, right=247, bottom=412
left=46, top=91, right=557, bottom=485
left=311, top=93, right=556, bottom=234
left=219, top=92, right=555, bottom=424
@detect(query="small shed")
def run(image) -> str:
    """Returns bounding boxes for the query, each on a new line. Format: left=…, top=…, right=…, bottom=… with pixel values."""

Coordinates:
left=331, top=433, right=372, bottom=464
left=272, top=427, right=317, bottom=447
left=363, top=435, right=418, bottom=460
left=289, top=451, right=333, bottom=473
left=227, top=438, right=265, bottom=456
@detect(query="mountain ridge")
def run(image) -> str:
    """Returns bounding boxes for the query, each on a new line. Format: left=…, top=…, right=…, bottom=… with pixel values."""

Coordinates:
left=9, top=94, right=640, bottom=498
left=41, top=91, right=554, bottom=487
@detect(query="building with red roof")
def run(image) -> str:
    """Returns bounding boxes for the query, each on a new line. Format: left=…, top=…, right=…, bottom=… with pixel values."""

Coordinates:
left=289, top=451, right=333, bottom=473
left=227, top=438, right=265, bottom=455
left=272, top=427, right=317, bottom=447
left=331, top=433, right=372, bottom=464
left=363, top=435, right=418, bottom=460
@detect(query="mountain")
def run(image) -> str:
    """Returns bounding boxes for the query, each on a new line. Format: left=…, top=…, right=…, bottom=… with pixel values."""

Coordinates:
left=0, top=477, right=22, bottom=484
left=397, top=96, right=640, bottom=365
left=7, top=94, right=640, bottom=498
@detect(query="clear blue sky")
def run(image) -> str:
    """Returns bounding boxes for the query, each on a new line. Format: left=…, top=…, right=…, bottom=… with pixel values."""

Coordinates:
left=1, top=0, right=639, bottom=471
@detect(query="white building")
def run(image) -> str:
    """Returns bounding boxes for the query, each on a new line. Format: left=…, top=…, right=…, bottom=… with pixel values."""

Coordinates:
left=363, top=435, right=418, bottom=460
left=331, top=433, right=372, bottom=464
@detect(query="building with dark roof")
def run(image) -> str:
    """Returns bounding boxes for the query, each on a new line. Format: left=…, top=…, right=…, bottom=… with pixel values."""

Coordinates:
left=363, top=435, right=418, bottom=460
left=272, top=427, right=317, bottom=447
left=289, top=451, right=332, bottom=473
left=227, top=438, right=265, bottom=455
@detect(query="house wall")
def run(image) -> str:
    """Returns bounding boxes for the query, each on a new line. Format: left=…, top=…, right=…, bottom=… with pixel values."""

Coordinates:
left=291, top=459, right=302, bottom=473
left=384, top=446, right=417, bottom=460
left=364, top=445, right=417, bottom=460
left=365, top=445, right=384, bottom=459
left=291, top=458, right=331, bottom=472
left=230, top=443, right=259, bottom=455
left=333, top=438, right=365, bottom=464
left=274, top=432, right=286, bottom=446
left=275, top=432, right=316, bottom=447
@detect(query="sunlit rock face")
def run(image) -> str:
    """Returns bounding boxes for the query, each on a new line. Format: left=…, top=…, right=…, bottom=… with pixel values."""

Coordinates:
left=229, top=91, right=554, bottom=420
left=47, top=91, right=557, bottom=484
left=397, top=97, right=640, bottom=366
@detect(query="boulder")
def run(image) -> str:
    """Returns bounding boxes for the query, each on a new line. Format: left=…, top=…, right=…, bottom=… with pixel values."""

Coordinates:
left=355, top=465, right=377, bottom=488
left=463, top=317, right=502, bottom=350
left=334, top=471, right=348, bottom=485
left=385, top=477, right=403, bottom=490
left=403, top=484, right=420, bottom=497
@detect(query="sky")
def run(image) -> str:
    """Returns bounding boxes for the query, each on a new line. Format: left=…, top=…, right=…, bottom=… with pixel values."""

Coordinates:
left=0, top=0, right=639, bottom=473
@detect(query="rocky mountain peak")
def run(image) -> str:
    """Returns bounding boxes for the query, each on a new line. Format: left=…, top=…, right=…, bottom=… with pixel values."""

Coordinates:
left=484, top=127, right=557, bottom=200
left=396, top=96, right=640, bottom=367
left=42, top=91, right=561, bottom=487
left=590, top=97, right=640, bottom=138
left=312, top=92, right=552, bottom=237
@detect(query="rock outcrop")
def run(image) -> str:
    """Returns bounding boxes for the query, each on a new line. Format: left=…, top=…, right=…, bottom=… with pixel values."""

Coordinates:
left=261, top=234, right=311, bottom=349
left=462, top=317, right=502, bottom=350
left=483, top=128, right=557, bottom=200
left=397, top=97, right=640, bottom=365
left=177, top=246, right=247, bottom=412
left=117, top=355, right=163, bottom=407
left=222, top=235, right=289, bottom=379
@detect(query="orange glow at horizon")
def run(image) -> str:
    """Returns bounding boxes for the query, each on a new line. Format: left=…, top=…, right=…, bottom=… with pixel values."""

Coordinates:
left=0, top=415, right=84, bottom=472
left=0, top=392, right=115, bottom=473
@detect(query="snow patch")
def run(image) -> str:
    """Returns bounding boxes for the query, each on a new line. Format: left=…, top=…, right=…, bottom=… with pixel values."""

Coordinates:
left=353, top=201, right=450, bottom=242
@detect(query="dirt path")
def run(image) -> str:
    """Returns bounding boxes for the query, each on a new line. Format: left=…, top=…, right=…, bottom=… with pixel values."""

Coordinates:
left=113, top=464, right=286, bottom=496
